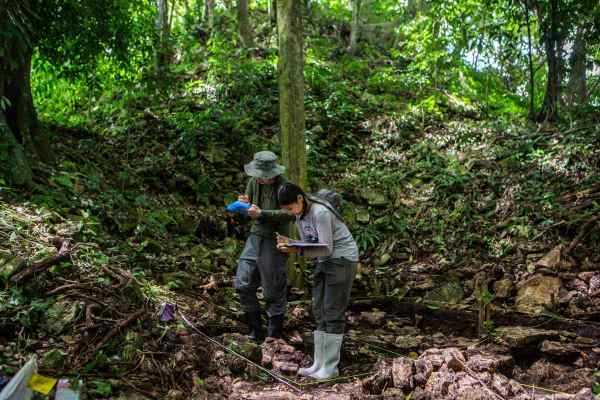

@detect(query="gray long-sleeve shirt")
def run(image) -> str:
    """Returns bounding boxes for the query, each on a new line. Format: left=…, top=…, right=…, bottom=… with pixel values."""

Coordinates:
left=296, top=201, right=359, bottom=262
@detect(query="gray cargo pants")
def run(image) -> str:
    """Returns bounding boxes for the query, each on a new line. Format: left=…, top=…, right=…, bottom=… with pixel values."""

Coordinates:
left=313, top=257, right=357, bottom=334
left=235, top=234, right=287, bottom=317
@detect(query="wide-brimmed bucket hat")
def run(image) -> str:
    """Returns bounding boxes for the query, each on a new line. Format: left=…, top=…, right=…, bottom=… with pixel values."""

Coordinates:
left=244, top=151, right=286, bottom=179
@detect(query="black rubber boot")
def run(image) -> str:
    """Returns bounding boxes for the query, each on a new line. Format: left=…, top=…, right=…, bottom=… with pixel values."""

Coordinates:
left=246, top=311, right=265, bottom=343
left=267, top=314, right=284, bottom=339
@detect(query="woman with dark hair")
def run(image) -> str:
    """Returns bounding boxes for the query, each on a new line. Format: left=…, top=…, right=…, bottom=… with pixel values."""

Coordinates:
left=276, top=182, right=358, bottom=380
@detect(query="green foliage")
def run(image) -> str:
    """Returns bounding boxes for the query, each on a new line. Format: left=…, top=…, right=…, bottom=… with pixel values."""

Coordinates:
left=89, top=379, right=112, bottom=397
left=35, top=0, right=155, bottom=75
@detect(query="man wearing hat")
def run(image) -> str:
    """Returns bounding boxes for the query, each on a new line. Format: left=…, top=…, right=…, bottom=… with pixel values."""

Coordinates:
left=234, top=151, right=294, bottom=342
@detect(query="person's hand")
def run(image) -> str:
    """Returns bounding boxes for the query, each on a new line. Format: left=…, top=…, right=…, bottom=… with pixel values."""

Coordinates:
left=238, top=194, right=250, bottom=203
left=276, top=233, right=289, bottom=246
left=276, top=233, right=299, bottom=253
left=247, top=204, right=262, bottom=219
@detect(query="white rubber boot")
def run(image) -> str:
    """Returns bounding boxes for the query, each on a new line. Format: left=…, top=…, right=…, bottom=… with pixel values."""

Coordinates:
left=298, top=331, right=323, bottom=377
left=309, top=332, right=343, bottom=380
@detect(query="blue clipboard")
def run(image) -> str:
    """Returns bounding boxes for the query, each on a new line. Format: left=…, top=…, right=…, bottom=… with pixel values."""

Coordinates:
left=226, top=200, right=251, bottom=214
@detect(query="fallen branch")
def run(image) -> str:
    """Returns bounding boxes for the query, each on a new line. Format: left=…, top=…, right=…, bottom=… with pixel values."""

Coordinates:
left=46, top=283, right=89, bottom=295
left=565, top=215, right=599, bottom=254
left=78, top=309, right=145, bottom=367
left=11, top=239, right=71, bottom=283
left=122, top=378, right=158, bottom=399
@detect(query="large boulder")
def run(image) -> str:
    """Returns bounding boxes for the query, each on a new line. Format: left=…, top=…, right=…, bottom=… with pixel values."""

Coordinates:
left=515, top=274, right=561, bottom=314
left=497, top=326, right=559, bottom=349
left=493, top=278, right=514, bottom=298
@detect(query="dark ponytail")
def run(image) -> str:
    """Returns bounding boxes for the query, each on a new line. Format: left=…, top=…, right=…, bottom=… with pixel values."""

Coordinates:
left=277, top=182, right=306, bottom=207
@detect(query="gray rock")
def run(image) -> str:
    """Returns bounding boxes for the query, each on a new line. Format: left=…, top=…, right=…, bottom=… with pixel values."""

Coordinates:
left=359, top=310, right=387, bottom=325
left=493, top=278, right=514, bottom=298
left=414, top=358, right=433, bottom=380
left=589, top=274, right=600, bottom=296
left=382, top=387, right=404, bottom=399
left=497, top=326, right=559, bottom=349
left=425, top=279, right=465, bottom=305
left=362, top=190, right=388, bottom=206
left=540, top=340, right=580, bottom=357
left=574, top=388, right=595, bottom=400
left=466, top=353, right=514, bottom=373
left=515, top=274, right=561, bottom=314
left=395, top=334, right=423, bottom=350
left=391, top=357, right=414, bottom=390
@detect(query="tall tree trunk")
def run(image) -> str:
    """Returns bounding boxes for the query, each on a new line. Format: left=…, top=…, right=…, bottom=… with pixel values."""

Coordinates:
left=277, top=0, right=306, bottom=187
left=0, top=113, right=32, bottom=187
left=349, top=0, right=361, bottom=54
left=406, top=0, right=420, bottom=18
left=155, top=0, right=171, bottom=73
left=537, top=0, right=559, bottom=122
left=524, top=0, right=535, bottom=120
left=16, top=52, right=51, bottom=163
left=268, top=0, right=277, bottom=26
left=0, top=51, right=49, bottom=186
left=567, top=25, right=587, bottom=106
left=0, top=0, right=50, bottom=186
left=304, top=0, right=311, bottom=17
left=0, top=70, right=32, bottom=187
left=204, top=0, right=215, bottom=29
left=237, top=0, right=254, bottom=47
left=277, top=0, right=306, bottom=290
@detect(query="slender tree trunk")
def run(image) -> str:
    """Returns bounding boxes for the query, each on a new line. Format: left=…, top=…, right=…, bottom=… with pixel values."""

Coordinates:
left=277, top=0, right=306, bottom=290
left=537, top=0, right=559, bottom=122
left=406, top=0, right=420, bottom=18
left=524, top=0, right=535, bottom=120
left=16, top=52, right=51, bottom=163
left=204, top=0, right=215, bottom=29
left=237, top=0, right=254, bottom=47
left=0, top=114, right=32, bottom=187
left=349, top=0, right=361, bottom=54
left=268, top=0, right=277, bottom=26
left=168, top=0, right=177, bottom=32
left=567, top=25, right=587, bottom=106
left=277, top=0, right=306, bottom=187
left=304, top=0, right=311, bottom=17
left=155, top=0, right=171, bottom=72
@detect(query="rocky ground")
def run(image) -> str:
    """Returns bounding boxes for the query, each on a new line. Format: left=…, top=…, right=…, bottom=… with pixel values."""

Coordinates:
left=1, top=196, right=599, bottom=399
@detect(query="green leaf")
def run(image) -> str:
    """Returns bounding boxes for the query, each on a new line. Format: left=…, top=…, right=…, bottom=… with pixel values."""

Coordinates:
left=90, top=379, right=112, bottom=397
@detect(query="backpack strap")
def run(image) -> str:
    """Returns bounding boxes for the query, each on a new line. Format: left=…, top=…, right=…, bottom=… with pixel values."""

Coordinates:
left=308, top=196, right=345, bottom=223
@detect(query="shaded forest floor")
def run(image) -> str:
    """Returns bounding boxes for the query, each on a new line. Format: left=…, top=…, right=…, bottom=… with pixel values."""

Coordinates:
left=2, top=33, right=600, bottom=399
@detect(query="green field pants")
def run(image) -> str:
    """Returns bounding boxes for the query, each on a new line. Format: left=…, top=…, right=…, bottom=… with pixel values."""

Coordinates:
left=312, top=257, right=357, bottom=334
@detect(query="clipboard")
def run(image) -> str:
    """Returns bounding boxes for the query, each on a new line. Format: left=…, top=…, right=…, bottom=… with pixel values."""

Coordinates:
left=286, top=241, right=328, bottom=249
left=225, top=200, right=251, bottom=214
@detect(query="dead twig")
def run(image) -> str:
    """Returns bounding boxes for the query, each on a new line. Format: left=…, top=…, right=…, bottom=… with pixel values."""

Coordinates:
left=64, top=291, right=110, bottom=308
left=46, top=283, right=89, bottom=295
left=565, top=215, right=599, bottom=254
left=78, top=309, right=145, bottom=367
left=122, top=378, right=158, bottom=399
left=11, top=239, right=71, bottom=283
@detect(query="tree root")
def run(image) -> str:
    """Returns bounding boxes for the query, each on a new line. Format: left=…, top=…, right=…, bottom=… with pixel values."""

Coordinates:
left=78, top=309, right=145, bottom=367
left=565, top=215, right=599, bottom=255
left=10, top=238, right=71, bottom=283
